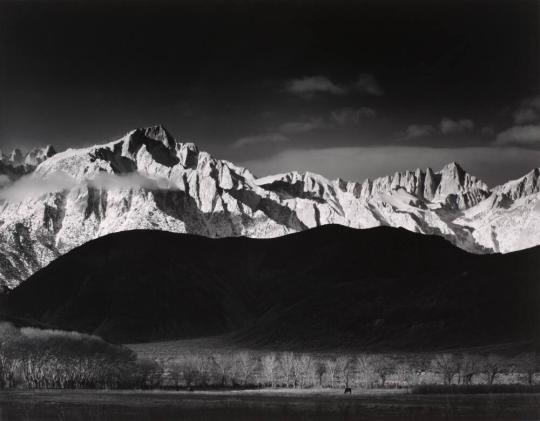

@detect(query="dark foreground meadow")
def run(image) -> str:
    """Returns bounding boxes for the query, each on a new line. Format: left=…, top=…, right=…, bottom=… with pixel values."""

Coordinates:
left=0, top=390, right=539, bottom=421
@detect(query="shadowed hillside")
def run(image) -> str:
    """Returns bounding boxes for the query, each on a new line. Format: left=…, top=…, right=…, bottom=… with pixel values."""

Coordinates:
left=2, top=225, right=538, bottom=350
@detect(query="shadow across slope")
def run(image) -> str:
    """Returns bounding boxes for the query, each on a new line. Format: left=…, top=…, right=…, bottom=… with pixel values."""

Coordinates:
left=3, top=225, right=538, bottom=350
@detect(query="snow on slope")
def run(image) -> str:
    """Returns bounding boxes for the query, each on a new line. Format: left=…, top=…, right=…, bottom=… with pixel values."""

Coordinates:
left=0, top=125, right=537, bottom=289
left=455, top=169, right=540, bottom=253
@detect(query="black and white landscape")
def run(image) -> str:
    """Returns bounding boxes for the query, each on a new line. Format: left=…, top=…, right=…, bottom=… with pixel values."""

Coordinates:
left=0, top=0, right=539, bottom=420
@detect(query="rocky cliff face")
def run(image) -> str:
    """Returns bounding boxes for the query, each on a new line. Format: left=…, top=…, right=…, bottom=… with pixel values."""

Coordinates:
left=23, top=145, right=57, bottom=168
left=454, top=168, right=540, bottom=253
left=0, top=145, right=56, bottom=183
left=0, top=125, right=537, bottom=289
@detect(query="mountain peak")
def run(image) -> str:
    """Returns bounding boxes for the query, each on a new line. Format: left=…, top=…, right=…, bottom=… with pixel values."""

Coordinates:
left=118, top=125, right=180, bottom=167
left=441, top=161, right=465, bottom=174
left=139, top=124, right=175, bottom=149
left=9, top=149, right=24, bottom=166
left=493, top=167, right=540, bottom=200
left=24, top=145, right=57, bottom=167
left=438, top=161, right=466, bottom=187
left=43, top=145, right=56, bottom=156
left=434, top=161, right=488, bottom=209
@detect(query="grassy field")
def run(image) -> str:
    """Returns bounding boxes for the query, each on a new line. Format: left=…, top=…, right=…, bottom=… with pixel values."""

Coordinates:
left=0, top=389, right=539, bottom=420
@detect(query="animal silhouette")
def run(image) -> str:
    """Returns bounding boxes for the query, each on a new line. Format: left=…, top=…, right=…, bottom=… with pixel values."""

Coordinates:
left=344, top=387, right=352, bottom=394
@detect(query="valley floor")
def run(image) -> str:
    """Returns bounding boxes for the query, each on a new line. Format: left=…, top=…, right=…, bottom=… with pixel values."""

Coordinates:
left=0, top=389, right=539, bottom=420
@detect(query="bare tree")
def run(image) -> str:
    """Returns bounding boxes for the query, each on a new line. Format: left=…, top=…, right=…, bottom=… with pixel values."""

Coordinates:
left=194, top=354, right=211, bottom=386
left=167, top=359, right=184, bottom=390
left=180, top=354, right=199, bottom=388
left=371, top=355, right=395, bottom=387
left=336, top=356, right=353, bottom=388
left=261, top=353, right=278, bottom=387
left=459, top=354, right=481, bottom=385
left=431, top=354, right=459, bottom=385
left=280, top=352, right=295, bottom=388
left=412, top=356, right=431, bottom=385
left=291, top=356, right=300, bottom=388
left=482, top=354, right=504, bottom=385
left=515, top=353, right=538, bottom=385
left=295, top=354, right=313, bottom=388
left=212, top=353, right=235, bottom=386
left=395, top=362, right=416, bottom=387
left=325, top=359, right=338, bottom=388
left=356, top=354, right=377, bottom=389
left=314, top=360, right=326, bottom=387
left=235, top=351, right=257, bottom=386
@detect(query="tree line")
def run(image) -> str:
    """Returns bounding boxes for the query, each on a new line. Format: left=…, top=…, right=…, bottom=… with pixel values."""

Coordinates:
left=159, top=350, right=539, bottom=389
left=0, top=323, right=537, bottom=390
left=0, top=323, right=160, bottom=389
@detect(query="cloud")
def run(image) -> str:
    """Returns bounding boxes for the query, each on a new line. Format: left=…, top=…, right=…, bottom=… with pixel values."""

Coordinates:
left=331, top=107, right=377, bottom=126
left=530, top=96, right=540, bottom=109
left=243, top=108, right=379, bottom=145
left=404, top=124, right=436, bottom=139
left=513, top=107, right=539, bottom=125
left=512, top=95, right=540, bottom=124
left=232, top=133, right=290, bottom=148
left=0, top=172, right=171, bottom=203
left=0, top=172, right=77, bottom=202
left=402, top=118, right=475, bottom=140
left=240, top=145, right=540, bottom=187
left=277, top=118, right=328, bottom=134
left=285, top=76, right=345, bottom=97
left=0, top=175, right=11, bottom=188
left=495, top=124, right=540, bottom=146
left=239, top=108, right=378, bottom=147
left=481, top=126, right=495, bottom=135
left=354, top=73, right=383, bottom=96
left=285, top=73, right=384, bottom=98
left=439, top=118, right=475, bottom=134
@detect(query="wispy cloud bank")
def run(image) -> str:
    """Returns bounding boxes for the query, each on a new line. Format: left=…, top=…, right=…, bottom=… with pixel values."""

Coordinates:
left=495, top=124, right=540, bottom=147
left=354, top=73, right=383, bottom=96
left=0, top=172, right=171, bottom=203
left=331, top=107, right=377, bottom=126
left=403, top=117, right=475, bottom=139
left=513, top=108, right=539, bottom=125
left=285, top=74, right=383, bottom=98
left=277, top=118, right=328, bottom=134
left=285, top=76, right=345, bottom=97
left=404, top=124, right=437, bottom=139
left=512, top=95, right=540, bottom=124
left=0, top=175, right=11, bottom=188
left=439, top=118, right=475, bottom=134
left=232, top=133, right=290, bottom=148
left=235, top=108, right=378, bottom=147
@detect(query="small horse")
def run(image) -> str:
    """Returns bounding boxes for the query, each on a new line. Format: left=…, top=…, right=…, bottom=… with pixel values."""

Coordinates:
left=344, top=387, right=352, bottom=394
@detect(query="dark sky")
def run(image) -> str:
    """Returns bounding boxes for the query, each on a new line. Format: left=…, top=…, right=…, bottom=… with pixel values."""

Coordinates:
left=1, top=0, right=539, bottom=185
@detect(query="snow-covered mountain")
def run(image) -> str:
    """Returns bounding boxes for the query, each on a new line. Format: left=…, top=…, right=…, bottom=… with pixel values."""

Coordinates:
left=0, top=145, right=56, bottom=184
left=0, top=125, right=537, bottom=289
left=454, top=168, right=540, bottom=253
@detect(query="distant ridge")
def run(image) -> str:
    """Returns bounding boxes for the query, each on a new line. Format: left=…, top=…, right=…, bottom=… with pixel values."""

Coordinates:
left=4, top=225, right=538, bottom=350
